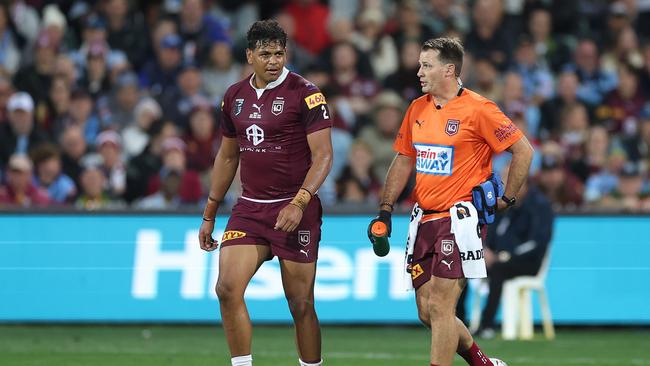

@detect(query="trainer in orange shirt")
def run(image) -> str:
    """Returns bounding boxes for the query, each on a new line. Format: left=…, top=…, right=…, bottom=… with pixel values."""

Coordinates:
left=368, top=38, right=533, bottom=366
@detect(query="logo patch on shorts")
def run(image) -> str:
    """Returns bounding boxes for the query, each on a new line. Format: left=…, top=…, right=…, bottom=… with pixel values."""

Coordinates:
left=441, top=240, right=454, bottom=256
left=411, top=263, right=424, bottom=280
left=298, top=230, right=311, bottom=246
left=222, top=230, right=246, bottom=242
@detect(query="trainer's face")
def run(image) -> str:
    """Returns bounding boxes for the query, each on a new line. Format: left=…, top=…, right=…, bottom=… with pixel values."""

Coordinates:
left=246, top=41, right=286, bottom=88
left=417, top=49, right=453, bottom=95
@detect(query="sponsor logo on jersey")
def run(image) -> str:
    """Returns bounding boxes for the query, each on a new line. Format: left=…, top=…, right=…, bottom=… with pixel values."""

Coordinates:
left=246, top=124, right=264, bottom=146
left=441, top=240, right=454, bottom=256
left=460, top=249, right=484, bottom=261
left=304, top=92, right=326, bottom=109
left=249, top=103, right=263, bottom=119
left=413, top=143, right=454, bottom=176
left=494, top=121, right=519, bottom=142
left=445, top=119, right=460, bottom=136
left=411, top=263, right=424, bottom=279
left=298, top=230, right=311, bottom=246
left=233, top=99, right=244, bottom=116
left=222, top=230, right=246, bottom=242
left=272, top=98, right=284, bottom=115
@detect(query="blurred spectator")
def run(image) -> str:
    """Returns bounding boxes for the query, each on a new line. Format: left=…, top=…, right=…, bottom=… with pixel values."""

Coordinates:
left=593, top=161, right=650, bottom=212
left=284, top=0, right=330, bottom=56
left=125, top=121, right=178, bottom=203
left=66, top=88, right=101, bottom=146
left=78, top=41, right=111, bottom=100
left=564, top=38, right=617, bottom=109
left=96, top=131, right=126, bottom=198
left=384, top=38, right=422, bottom=102
left=390, top=0, right=434, bottom=49
left=102, top=0, right=148, bottom=69
left=31, top=143, right=76, bottom=204
left=0, top=153, right=50, bottom=207
left=350, top=7, right=398, bottom=81
left=139, top=33, right=183, bottom=98
left=160, top=62, right=206, bottom=130
left=183, top=104, right=220, bottom=173
left=53, top=54, right=78, bottom=87
left=0, top=76, right=14, bottom=124
left=44, top=76, right=72, bottom=135
left=0, top=92, right=49, bottom=167
left=0, top=4, right=20, bottom=75
left=499, top=72, right=540, bottom=138
left=465, top=0, right=514, bottom=71
left=510, top=35, right=554, bottom=106
left=584, top=147, right=628, bottom=206
left=539, top=70, right=585, bottom=141
left=12, top=32, right=56, bottom=106
left=135, top=168, right=183, bottom=209
left=641, top=42, right=650, bottom=94
left=526, top=6, right=571, bottom=73
left=536, top=143, right=584, bottom=210
left=467, top=57, right=502, bottom=103
left=101, top=71, right=140, bottom=130
left=7, top=1, right=40, bottom=46
left=75, top=164, right=123, bottom=210
left=177, top=0, right=230, bottom=65
left=201, top=40, right=241, bottom=106
left=358, top=91, right=405, bottom=180
left=601, top=25, right=644, bottom=75
left=423, top=0, right=470, bottom=36
left=336, top=140, right=380, bottom=204
left=622, top=106, right=650, bottom=164
left=41, top=5, right=70, bottom=53
left=146, top=136, right=202, bottom=204
left=122, top=97, right=162, bottom=158
left=59, top=125, right=88, bottom=188
left=598, top=62, right=646, bottom=137
left=274, top=11, right=314, bottom=72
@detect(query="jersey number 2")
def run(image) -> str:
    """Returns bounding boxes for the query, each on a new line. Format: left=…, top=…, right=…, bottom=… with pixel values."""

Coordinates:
left=321, top=105, right=329, bottom=119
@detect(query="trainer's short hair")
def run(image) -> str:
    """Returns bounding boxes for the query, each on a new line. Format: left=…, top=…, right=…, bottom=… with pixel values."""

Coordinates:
left=422, top=38, right=464, bottom=77
left=246, top=20, right=287, bottom=50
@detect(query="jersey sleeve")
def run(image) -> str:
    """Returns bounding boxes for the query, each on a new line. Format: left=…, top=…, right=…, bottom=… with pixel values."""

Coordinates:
left=300, top=84, right=333, bottom=134
left=220, top=90, right=237, bottom=138
left=392, top=101, right=416, bottom=157
left=477, top=100, right=524, bottom=153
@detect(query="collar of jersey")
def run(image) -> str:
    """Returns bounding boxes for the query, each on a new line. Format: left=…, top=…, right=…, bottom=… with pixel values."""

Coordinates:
left=249, top=67, right=290, bottom=98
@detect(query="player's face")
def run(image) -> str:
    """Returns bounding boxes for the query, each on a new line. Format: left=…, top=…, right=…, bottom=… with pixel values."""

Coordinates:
left=246, top=41, right=287, bottom=87
left=417, top=49, right=452, bottom=95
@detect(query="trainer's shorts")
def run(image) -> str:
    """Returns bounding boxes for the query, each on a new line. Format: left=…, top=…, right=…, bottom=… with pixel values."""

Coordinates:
left=220, top=195, right=322, bottom=263
left=410, top=217, right=486, bottom=289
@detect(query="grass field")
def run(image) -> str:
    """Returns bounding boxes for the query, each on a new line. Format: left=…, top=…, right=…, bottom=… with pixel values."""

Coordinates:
left=1, top=325, right=649, bottom=366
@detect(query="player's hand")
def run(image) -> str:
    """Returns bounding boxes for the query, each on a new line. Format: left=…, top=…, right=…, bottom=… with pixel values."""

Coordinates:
left=199, top=220, right=218, bottom=251
left=275, top=203, right=304, bottom=232
left=367, top=209, right=392, bottom=243
left=496, top=198, right=509, bottom=211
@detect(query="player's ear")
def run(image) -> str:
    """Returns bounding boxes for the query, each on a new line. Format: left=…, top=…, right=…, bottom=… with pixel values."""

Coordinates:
left=245, top=48, right=253, bottom=65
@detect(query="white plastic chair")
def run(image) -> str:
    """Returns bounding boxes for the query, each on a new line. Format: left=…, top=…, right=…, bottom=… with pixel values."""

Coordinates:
left=470, top=248, right=555, bottom=340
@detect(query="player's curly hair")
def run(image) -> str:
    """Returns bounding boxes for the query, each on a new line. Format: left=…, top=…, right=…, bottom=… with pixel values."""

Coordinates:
left=246, top=20, right=287, bottom=50
left=422, top=38, right=464, bottom=77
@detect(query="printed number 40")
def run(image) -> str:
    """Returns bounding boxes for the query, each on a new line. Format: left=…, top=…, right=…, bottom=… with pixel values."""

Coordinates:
left=321, top=105, right=329, bottom=119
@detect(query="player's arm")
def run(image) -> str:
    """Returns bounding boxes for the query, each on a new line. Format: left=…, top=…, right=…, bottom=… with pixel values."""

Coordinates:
left=498, top=136, right=534, bottom=210
left=199, top=137, right=240, bottom=251
left=275, top=128, right=333, bottom=232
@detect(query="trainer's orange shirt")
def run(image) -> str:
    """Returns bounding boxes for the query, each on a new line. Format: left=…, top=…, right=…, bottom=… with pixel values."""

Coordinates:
left=393, top=88, right=523, bottom=219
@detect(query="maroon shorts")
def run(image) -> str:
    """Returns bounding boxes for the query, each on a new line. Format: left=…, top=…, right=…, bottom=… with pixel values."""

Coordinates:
left=410, top=217, right=486, bottom=289
left=220, top=196, right=322, bottom=263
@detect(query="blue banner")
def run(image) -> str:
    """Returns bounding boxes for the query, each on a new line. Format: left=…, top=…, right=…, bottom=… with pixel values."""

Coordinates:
left=0, top=214, right=648, bottom=323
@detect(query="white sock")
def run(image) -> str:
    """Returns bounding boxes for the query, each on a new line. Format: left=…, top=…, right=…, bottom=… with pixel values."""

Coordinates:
left=231, top=354, right=252, bottom=366
left=299, top=359, right=322, bottom=366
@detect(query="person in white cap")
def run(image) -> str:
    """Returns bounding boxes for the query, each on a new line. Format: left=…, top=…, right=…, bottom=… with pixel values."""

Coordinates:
left=0, top=91, right=48, bottom=166
left=0, top=153, right=50, bottom=207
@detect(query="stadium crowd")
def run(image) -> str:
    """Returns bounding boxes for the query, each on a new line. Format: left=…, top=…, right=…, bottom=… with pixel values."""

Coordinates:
left=1, top=0, right=650, bottom=212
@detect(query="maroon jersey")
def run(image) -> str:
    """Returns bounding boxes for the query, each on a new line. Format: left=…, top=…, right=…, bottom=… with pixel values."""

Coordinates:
left=220, top=68, right=332, bottom=200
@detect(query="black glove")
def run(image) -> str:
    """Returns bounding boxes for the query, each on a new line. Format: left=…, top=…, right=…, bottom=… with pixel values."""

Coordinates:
left=367, top=209, right=392, bottom=243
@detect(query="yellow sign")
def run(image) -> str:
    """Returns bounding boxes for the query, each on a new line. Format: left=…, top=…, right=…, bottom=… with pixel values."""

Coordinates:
left=411, top=263, right=424, bottom=280
left=304, top=92, right=326, bottom=109
left=221, top=231, right=246, bottom=242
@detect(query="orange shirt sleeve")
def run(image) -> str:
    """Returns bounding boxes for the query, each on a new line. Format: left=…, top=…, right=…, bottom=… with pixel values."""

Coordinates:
left=393, top=101, right=416, bottom=157
left=477, top=100, right=523, bottom=154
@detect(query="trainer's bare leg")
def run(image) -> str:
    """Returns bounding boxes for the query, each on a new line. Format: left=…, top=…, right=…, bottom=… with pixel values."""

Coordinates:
left=280, top=259, right=321, bottom=363
left=216, top=245, right=272, bottom=357
left=416, top=275, right=467, bottom=366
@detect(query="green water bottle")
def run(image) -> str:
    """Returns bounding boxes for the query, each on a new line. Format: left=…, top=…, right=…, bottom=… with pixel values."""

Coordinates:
left=371, top=221, right=390, bottom=257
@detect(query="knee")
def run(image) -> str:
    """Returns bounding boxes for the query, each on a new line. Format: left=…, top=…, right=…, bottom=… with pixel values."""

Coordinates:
left=286, top=296, right=315, bottom=320
left=215, top=280, right=241, bottom=303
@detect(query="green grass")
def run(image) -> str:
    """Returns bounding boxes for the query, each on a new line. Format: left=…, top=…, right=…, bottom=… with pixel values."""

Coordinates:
left=0, top=325, right=649, bottom=366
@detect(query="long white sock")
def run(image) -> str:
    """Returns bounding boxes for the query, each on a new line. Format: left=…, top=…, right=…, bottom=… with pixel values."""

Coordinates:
left=231, top=354, right=252, bottom=366
left=299, top=359, right=322, bottom=366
